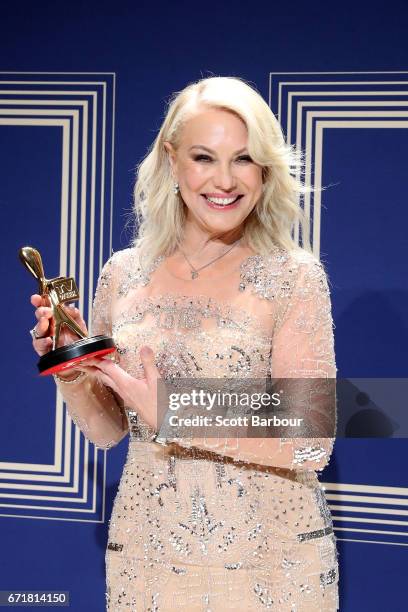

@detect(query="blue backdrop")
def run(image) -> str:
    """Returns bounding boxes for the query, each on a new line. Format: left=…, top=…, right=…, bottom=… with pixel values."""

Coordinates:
left=1, top=1, right=407, bottom=610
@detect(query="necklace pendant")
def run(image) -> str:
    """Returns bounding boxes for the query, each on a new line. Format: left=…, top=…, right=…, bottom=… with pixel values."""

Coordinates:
left=191, top=270, right=199, bottom=280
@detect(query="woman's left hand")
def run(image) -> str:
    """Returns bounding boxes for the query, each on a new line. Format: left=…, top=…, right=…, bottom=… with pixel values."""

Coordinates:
left=75, top=345, right=161, bottom=431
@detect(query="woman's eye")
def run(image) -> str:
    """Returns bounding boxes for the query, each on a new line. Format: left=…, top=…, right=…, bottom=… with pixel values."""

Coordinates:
left=236, top=155, right=252, bottom=163
left=193, top=154, right=213, bottom=162
left=192, top=154, right=252, bottom=163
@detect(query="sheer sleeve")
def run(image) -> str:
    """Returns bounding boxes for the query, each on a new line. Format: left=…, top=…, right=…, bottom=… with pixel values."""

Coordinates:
left=156, top=252, right=337, bottom=472
left=54, top=253, right=129, bottom=449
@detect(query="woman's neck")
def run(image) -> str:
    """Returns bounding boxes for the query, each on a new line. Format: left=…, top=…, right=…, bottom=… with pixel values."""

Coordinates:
left=178, top=222, right=244, bottom=258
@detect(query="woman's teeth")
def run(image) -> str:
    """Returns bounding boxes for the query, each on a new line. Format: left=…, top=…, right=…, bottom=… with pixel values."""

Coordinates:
left=205, top=195, right=240, bottom=206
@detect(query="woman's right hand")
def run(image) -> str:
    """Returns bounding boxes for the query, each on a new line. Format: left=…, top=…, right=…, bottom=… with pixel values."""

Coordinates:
left=30, top=294, right=88, bottom=358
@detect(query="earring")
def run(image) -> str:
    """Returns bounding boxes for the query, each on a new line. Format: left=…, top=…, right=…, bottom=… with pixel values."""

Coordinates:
left=173, top=182, right=179, bottom=195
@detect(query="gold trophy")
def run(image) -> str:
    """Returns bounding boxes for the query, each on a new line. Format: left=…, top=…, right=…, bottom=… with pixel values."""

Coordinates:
left=20, top=246, right=116, bottom=376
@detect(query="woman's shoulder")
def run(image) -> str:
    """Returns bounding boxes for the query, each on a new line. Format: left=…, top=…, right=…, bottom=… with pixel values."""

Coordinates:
left=101, top=243, right=164, bottom=298
left=244, top=243, right=320, bottom=266
left=269, top=244, right=321, bottom=266
left=107, top=244, right=140, bottom=267
left=265, top=244, right=327, bottom=282
left=273, top=246, right=330, bottom=293
left=239, top=244, right=326, bottom=302
left=97, top=246, right=140, bottom=292
left=99, top=245, right=142, bottom=281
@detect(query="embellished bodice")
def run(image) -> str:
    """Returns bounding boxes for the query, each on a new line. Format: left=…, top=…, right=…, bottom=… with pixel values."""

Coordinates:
left=91, top=243, right=336, bottom=458
left=113, top=293, right=271, bottom=380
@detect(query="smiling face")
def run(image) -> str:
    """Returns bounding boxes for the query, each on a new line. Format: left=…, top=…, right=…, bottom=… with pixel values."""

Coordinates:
left=164, top=107, right=263, bottom=242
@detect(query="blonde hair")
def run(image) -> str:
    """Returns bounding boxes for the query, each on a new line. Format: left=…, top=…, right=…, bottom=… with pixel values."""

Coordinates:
left=133, top=76, right=313, bottom=269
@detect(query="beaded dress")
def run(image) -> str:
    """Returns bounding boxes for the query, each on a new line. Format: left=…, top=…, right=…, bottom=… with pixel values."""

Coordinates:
left=55, top=242, right=339, bottom=611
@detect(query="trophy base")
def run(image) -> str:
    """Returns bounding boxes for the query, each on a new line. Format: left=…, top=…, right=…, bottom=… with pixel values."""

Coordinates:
left=38, top=335, right=116, bottom=376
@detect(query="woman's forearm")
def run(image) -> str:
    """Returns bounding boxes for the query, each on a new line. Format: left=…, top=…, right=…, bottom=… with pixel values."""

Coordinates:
left=54, top=373, right=129, bottom=449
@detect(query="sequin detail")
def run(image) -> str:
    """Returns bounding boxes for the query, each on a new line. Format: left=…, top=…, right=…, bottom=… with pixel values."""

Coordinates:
left=238, top=250, right=293, bottom=301
left=293, top=444, right=328, bottom=466
left=117, top=248, right=165, bottom=297
left=297, top=526, right=334, bottom=542
left=320, top=568, right=337, bottom=588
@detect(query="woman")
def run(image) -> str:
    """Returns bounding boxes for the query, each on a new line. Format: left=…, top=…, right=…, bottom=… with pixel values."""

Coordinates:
left=30, top=77, right=339, bottom=611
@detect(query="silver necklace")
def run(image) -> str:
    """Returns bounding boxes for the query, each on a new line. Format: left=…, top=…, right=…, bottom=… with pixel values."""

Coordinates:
left=179, top=239, right=241, bottom=280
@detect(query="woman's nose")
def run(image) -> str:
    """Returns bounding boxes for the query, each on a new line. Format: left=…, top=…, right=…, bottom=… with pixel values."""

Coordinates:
left=213, top=163, right=237, bottom=191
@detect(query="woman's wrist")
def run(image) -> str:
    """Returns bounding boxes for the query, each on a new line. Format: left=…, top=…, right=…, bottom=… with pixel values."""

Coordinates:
left=53, top=370, right=86, bottom=384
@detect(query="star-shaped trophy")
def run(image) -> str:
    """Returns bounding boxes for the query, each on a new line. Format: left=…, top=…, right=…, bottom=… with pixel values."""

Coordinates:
left=20, top=246, right=116, bottom=376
